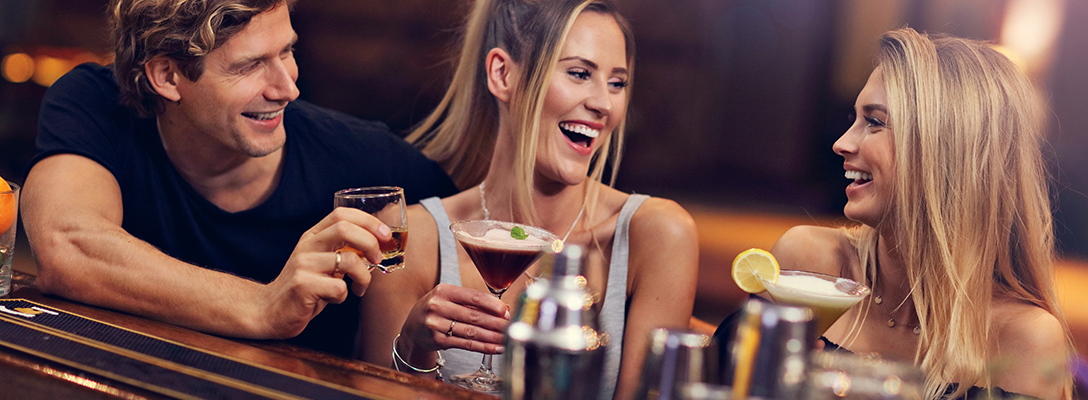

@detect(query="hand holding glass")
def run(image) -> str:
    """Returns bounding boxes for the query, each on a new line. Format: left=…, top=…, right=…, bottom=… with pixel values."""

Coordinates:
left=333, top=187, right=407, bottom=273
left=449, top=220, right=559, bottom=393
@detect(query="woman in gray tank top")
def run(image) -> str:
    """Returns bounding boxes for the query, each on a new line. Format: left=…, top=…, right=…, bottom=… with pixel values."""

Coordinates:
left=357, top=1, right=698, bottom=398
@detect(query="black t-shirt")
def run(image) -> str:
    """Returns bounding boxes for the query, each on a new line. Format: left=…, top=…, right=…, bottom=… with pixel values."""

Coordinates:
left=32, top=63, right=458, bottom=356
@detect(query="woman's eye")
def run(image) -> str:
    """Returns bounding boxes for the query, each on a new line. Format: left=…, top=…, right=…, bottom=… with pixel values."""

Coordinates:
left=864, top=116, right=886, bottom=128
left=609, top=80, right=628, bottom=89
left=568, top=70, right=590, bottom=80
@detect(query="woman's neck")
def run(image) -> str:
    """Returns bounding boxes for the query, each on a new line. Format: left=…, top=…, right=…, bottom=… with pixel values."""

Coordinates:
left=874, top=235, right=919, bottom=326
left=479, top=173, right=589, bottom=236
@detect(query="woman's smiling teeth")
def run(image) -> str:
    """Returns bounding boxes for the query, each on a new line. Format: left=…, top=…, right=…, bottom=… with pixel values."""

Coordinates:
left=559, top=122, right=599, bottom=148
left=845, top=170, right=873, bottom=182
left=242, top=109, right=283, bottom=121
left=559, top=122, right=600, bottom=138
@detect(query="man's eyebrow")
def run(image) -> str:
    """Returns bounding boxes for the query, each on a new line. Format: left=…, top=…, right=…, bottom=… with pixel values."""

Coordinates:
left=228, top=34, right=298, bottom=70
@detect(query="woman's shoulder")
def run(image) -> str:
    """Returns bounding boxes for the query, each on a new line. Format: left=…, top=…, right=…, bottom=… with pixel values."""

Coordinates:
left=990, top=298, right=1066, bottom=353
left=771, top=225, right=855, bottom=276
left=623, top=195, right=697, bottom=243
left=988, top=298, right=1070, bottom=399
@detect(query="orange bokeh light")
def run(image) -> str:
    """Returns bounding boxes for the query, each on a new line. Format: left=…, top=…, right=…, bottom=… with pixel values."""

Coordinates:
left=2, top=53, right=35, bottom=83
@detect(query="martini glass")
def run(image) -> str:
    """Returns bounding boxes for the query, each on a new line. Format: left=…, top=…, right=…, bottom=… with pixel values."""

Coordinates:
left=449, top=220, right=559, bottom=393
left=761, top=270, right=870, bottom=338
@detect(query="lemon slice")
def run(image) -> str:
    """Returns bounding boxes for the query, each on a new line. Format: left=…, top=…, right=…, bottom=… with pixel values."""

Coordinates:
left=732, top=248, right=780, bottom=293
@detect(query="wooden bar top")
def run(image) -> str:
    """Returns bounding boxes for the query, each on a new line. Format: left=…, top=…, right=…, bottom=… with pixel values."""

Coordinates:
left=0, top=271, right=493, bottom=400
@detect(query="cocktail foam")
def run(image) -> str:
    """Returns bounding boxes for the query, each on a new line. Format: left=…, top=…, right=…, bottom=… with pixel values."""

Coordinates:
left=455, top=228, right=550, bottom=250
left=775, top=274, right=845, bottom=296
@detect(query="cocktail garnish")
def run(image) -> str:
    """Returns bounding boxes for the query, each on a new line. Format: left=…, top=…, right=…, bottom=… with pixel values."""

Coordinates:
left=511, top=226, right=529, bottom=240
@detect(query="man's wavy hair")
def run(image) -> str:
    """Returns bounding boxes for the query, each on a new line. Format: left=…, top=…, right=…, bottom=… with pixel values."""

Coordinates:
left=109, top=0, right=296, bottom=117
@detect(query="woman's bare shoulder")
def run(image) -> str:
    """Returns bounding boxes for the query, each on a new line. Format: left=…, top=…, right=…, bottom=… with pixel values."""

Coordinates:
left=628, top=197, right=696, bottom=239
left=989, top=298, right=1070, bottom=399
left=991, top=299, right=1067, bottom=355
left=771, top=225, right=853, bottom=276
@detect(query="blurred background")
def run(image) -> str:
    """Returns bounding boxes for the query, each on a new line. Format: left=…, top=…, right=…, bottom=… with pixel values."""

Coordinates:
left=2, top=0, right=1088, bottom=350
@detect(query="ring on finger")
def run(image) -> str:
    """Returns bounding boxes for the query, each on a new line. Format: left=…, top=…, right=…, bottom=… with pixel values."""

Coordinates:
left=333, top=250, right=343, bottom=276
left=446, top=320, right=456, bottom=337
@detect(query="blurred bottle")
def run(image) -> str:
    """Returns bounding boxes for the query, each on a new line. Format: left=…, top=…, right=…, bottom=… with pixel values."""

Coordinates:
left=806, top=351, right=923, bottom=400
left=502, top=245, right=606, bottom=400
left=636, top=328, right=717, bottom=400
left=721, top=298, right=815, bottom=400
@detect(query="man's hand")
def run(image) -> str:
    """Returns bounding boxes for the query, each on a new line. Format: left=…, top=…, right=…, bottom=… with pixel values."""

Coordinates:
left=254, top=207, right=390, bottom=338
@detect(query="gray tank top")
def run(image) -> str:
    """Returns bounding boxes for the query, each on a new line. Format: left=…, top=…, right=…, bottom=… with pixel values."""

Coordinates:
left=421, top=194, right=648, bottom=400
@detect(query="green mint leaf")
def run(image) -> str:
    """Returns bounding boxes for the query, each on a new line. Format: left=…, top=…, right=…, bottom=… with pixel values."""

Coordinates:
left=511, top=226, right=529, bottom=240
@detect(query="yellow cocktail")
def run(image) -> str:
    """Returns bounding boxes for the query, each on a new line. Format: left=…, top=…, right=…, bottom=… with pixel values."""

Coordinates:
left=761, top=270, right=870, bottom=337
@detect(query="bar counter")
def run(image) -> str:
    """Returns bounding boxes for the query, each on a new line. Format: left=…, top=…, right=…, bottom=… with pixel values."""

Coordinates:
left=0, top=271, right=493, bottom=400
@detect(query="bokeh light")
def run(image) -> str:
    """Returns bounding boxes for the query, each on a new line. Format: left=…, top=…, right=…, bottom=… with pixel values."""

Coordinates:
left=31, top=56, right=70, bottom=87
left=2, top=53, right=35, bottom=83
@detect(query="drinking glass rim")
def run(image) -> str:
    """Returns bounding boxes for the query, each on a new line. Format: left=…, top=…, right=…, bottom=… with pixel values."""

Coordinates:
left=334, top=186, right=403, bottom=198
left=449, top=219, right=560, bottom=242
left=1, top=181, right=19, bottom=194
left=762, top=270, right=871, bottom=298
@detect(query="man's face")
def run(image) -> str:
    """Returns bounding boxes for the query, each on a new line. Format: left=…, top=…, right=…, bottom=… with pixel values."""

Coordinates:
left=170, top=2, right=299, bottom=158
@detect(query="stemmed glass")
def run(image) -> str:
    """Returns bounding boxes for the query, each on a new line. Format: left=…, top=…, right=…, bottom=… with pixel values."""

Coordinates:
left=449, top=220, right=559, bottom=393
left=760, top=270, right=870, bottom=338
left=333, top=187, right=408, bottom=273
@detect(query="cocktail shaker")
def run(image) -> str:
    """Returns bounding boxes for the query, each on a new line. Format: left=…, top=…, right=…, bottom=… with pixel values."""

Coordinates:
left=502, top=245, right=606, bottom=400
left=636, top=328, right=716, bottom=400
left=721, top=298, right=816, bottom=400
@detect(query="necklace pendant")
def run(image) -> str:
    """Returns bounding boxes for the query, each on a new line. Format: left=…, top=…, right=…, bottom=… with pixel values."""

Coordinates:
left=912, top=326, right=921, bottom=335
left=887, top=319, right=895, bottom=328
left=875, top=296, right=883, bottom=304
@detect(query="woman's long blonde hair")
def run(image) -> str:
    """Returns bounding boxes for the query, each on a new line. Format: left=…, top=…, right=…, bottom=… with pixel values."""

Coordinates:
left=844, top=28, right=1071, bottom=399
left=405, top=0, right=635, bottom=226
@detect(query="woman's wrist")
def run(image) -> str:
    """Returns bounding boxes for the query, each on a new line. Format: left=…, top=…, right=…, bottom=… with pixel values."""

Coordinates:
left=392, top=334, right=442, bottom=374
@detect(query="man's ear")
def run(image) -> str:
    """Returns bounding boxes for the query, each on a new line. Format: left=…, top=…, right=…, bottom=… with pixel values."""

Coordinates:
left=144, top=56, right=182, bottom=102
left=485, top=48, right=517, bottom=103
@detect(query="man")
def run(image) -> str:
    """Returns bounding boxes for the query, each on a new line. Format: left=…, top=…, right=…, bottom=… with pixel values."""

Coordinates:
left=21, top=0, right=457, bottom=357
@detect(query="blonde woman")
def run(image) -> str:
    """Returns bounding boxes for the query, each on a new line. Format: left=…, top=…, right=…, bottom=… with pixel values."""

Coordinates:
left=771, top=28, right=1072, bottom=399
left=357, top=0, right=698, bottom=398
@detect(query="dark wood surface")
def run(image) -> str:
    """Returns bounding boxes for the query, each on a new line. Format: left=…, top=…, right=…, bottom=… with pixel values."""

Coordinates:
left=0, top=271, right=492, bottom=400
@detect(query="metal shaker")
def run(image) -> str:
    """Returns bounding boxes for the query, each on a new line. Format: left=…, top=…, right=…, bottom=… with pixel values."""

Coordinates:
left=502, top=245, right=606, bottom=400
left=721, top=298, right=815, bottom=400
left=636, top=328, right=716, bottom=400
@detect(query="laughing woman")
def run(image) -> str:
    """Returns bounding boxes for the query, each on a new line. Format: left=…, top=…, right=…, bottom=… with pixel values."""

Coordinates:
left=770, top=28, right=1072, bottom=399
left=356, top=0, right=698, bottom=398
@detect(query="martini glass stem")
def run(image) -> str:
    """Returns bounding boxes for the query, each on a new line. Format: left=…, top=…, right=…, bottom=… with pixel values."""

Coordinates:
left=479, top=288, right=505, bottom=377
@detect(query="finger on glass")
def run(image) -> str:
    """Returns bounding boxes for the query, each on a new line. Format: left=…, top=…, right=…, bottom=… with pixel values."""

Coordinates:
left=333, top=186, right=407, bottom=273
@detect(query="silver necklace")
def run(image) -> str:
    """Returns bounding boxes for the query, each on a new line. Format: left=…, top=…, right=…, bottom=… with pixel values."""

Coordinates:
left=478, top=181, right=584, bottom=246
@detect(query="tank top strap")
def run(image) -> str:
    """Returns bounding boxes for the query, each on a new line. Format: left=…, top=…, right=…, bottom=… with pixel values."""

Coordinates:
left=597, top=193, right=649, bottom=400
left=420, top=197, right=461, bottom=286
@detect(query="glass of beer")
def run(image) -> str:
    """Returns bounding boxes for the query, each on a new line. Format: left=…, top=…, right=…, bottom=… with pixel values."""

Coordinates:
left=333, top=187, right=407, bottom=273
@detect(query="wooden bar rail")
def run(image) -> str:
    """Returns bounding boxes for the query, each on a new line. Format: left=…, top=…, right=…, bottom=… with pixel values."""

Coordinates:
left=0, top=271, right=492, bottom=400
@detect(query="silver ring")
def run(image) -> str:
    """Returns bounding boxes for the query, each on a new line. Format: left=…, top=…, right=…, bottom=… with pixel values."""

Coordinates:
left=446, top=320, right=456, bottom=337
left=333, top=250, right=343, bottom=276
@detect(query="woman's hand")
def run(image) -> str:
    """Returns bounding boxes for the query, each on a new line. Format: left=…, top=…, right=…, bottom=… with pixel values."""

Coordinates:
left=394, top=284, right=510, bottom=367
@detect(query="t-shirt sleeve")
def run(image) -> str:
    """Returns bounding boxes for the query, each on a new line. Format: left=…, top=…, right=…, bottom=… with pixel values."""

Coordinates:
left=31, top=63, right=130, bottom=177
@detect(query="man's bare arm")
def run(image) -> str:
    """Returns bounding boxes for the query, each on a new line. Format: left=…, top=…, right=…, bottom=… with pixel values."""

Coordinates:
left=23, top=154, right=378, bottom=339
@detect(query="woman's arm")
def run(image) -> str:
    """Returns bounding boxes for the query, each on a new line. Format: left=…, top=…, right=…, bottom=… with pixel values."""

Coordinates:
left=356, top=205, right=508, bottom=375
left=614, top=198, right=699, bottom=400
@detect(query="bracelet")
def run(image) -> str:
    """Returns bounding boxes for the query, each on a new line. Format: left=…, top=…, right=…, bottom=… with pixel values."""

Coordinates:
left=392, top=334, right=442, bottom=373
